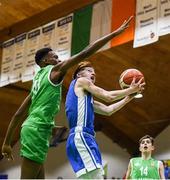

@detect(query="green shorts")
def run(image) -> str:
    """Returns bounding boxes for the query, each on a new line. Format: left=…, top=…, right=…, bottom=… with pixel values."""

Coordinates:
left=20, top=125, right=52, bottom=164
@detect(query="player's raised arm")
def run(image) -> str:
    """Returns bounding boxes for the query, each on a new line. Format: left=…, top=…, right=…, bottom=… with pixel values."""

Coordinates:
left=77, top=77, right=144, bottom=103
left=2, top=95, right=31, bottom=160
left=51, top=16, right=133, bottom=82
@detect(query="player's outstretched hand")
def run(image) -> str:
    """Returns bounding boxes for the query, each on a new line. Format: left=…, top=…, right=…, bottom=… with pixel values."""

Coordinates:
left=1, top=144, right=14, bottom=161
left=115, top=16, right=133, bottom=35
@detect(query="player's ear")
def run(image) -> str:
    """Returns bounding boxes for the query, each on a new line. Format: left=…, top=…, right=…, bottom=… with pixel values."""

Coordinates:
left=77, top=72, right=81, bottom=78
left=44, top=58, right=48, bottom=63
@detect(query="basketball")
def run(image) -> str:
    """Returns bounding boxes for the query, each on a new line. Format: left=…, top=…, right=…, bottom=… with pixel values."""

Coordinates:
left=119, top=69, right=144, bottom=89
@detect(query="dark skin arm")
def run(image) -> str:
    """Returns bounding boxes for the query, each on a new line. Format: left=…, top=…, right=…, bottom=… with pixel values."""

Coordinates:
left=50, top=16, right=133, bottom=84
left=1, top=95, right=31, bottom=160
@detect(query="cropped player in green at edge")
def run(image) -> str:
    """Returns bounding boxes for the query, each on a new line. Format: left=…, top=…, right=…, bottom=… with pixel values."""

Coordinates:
left=125, top=135, right=165, bottom=179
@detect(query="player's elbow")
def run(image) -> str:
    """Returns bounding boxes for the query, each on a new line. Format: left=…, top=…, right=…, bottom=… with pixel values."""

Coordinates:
left=14, top=112, right=22, bottom=119
left=105, top=93, right=118, bottom=103
left=14, top=109, right=25, bottom=119
left=106, top=112, right=112, bottom=116
left=104, top=109, right=113, bottom=116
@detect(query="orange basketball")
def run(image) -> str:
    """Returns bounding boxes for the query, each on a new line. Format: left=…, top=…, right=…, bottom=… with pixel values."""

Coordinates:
left=119, top=69, right=144, bottom=89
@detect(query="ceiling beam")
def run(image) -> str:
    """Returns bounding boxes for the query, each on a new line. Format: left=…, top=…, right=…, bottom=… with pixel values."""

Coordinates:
left=0, top=0, right=101, bottom=43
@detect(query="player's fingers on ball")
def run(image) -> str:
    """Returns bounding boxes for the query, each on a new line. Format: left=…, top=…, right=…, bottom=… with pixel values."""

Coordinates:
left=139, top=77, right=144, bottom=83
left=141, top=82, right=146, bottom=86
left=131, top=77, right=136, bottom=84
left=140, top=87, right=144, bottom=92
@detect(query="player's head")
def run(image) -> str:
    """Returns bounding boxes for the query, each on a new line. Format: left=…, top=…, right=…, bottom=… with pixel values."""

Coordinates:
left=35, top=48, right=60, bottom=67
left=73, top=61, right=96, bottom=83
left=139, top=135, right=154, bottom=153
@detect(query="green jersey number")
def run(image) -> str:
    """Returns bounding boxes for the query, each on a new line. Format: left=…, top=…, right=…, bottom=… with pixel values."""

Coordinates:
left=140, top=166, right=148, bottom=176
left=32, top=78, right=41, bottom=96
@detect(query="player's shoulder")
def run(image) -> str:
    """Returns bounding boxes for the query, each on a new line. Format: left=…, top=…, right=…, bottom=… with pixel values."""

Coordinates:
left=130, top=157, right=141, bottom=161
left=130, top=157, right=142, bottom=164
left=151, top=157, right=160, bottom=162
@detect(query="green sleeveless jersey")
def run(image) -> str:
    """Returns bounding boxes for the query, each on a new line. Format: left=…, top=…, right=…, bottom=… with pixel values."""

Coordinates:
left=22, top=65, right=62, bottom=128
left=130, top=157, right=160, bottom=179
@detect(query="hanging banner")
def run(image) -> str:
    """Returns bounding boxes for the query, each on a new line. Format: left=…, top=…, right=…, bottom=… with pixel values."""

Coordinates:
left=133, top=0, right=159, bottom=48
left=0, top=39, right=15, bottom=87
left=22, top=28, right=41, bottom=82
left=40, top=22, right=56, bottom=49
left=71, top=5, right=92, bottom=56
left=55, top=14, right=73, bottom=61
left=111, top=0, right=136, bottom=47
left=90, top=0, right=112, bottom=51
left=10, top=33, right=27, bottom=83
left=158, top=0, right=170, bottom=36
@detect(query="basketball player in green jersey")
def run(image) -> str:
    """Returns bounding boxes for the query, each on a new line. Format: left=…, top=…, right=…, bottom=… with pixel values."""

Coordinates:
left=125, top=135, right=165, bottom=179
left=2, top=17, right=133, bottom=179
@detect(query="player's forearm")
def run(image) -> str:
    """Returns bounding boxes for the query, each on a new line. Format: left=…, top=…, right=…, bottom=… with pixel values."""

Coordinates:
left=109, top=86, right=139, bottom=101
left=75, top=27, right=126, bottom=59
left=3, top=116, right=21, bottom=145
left=4, top=95, right=30, bottom=145
left=58, top=22, right=128, bottom=72
left=78, top=17, right=132, bottom=59
left=4, top=111, right=28, bottom=145
left=106, top=96, right=133, bottom=116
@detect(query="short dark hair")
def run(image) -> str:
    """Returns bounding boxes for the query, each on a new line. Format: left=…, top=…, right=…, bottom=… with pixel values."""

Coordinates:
left=35, top=48, right=52, bottom=65
left=139, top=135, right=154, bottom=145
left=73, top=61, right=93, bottom=79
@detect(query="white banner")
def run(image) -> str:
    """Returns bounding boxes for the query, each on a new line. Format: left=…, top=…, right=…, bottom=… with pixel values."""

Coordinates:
left=0, top=39, right=15, bottom=87
left=10, top=33, right=27, bottom=83
left=90, top=0, right=112, bottom=51
left=158, top=0, right=170, bottom=36
left=134, top=0, right=159, bottom=48
left=22, top=28, right=41, bottom=82
left=40, top=22, right=56, bottom=49
left=55, top=14, right=73, bottom=61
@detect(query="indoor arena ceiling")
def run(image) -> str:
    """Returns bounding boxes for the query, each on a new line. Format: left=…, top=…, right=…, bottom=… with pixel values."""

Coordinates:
left=0, top=0, right=170, bottom=160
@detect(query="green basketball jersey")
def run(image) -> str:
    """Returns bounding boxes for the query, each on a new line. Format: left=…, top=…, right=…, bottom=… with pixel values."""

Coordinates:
left=22, top=65, right=62, bottom=128
left=130, top=157, right=160, bottom=179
